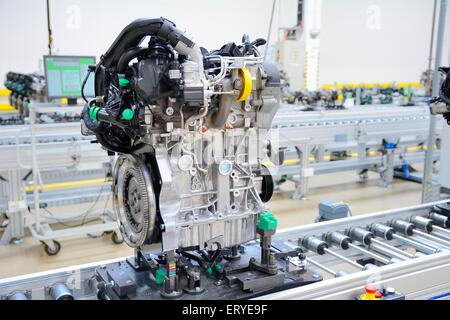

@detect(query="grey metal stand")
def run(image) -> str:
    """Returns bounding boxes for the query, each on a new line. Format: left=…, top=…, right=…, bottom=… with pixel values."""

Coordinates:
left=422, top=0, right=447, bottom=203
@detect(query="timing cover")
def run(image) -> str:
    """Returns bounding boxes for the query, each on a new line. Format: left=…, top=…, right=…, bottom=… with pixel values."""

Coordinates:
left=112, top=154, right=157, bottom=247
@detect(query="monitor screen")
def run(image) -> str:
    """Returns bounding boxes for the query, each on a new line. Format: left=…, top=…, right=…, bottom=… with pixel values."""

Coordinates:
left=43, top=55, right=96, bottom=99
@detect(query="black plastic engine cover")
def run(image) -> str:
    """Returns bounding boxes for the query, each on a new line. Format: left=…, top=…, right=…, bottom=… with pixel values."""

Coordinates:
left=134, top=56, right=173, bottom=104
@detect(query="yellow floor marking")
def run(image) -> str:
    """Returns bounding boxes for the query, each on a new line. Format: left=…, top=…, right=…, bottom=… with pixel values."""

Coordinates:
left=24, top=177, right=112, bottom=192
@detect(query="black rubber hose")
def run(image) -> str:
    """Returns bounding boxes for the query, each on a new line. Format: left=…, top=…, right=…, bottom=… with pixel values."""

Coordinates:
left=81, top=66, right=94, bottom=103
left=95, top=132, right=132, bottom=154
left=178, top=250, right=207, bottom=269
left=444, top=113, right=450, bottom=125
left=101, top=18, right=167, bottom=67
left=95, top=18, right=183, bottom=96
left=82, top=103, right=132, bottom=154
left=117, top=47, right=149, bottom=74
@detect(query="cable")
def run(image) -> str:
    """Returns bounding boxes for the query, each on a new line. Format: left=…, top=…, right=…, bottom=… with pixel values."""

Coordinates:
left=43, top=207, right=97, bottom=228
left=81, top=65, right=96, bottom=103
left=46, top=0, right=53, bottom=55
left=29, top=183, right=110, bottom=228
left=86, top=190, right=113, bottom=238
left=348, top=206, right=353, bottom=217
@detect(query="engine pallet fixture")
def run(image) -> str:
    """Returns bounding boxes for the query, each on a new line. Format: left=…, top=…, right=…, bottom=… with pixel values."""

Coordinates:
left=4, top=72, right=46, bottom=118
left=80, top=18, right=321, bottom=299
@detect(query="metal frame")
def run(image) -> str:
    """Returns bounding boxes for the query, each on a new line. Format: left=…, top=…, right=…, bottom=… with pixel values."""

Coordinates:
left=26, top=102, right=117, bottom=251
left=271, top=104, right=443, bottom=198
left=422, top=0, right=447, bottom=202
left=0, top=102, right=117, bottom=250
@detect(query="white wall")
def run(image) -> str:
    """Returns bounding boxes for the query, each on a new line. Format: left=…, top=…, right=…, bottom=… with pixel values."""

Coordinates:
left=319, top=0, right=443, bottom=84
left=0, top=0, right=48, bottom=78
left=0, top=0, right=297, bottom=83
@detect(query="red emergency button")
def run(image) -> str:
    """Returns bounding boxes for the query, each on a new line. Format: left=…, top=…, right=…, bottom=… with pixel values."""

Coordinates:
left=360, top=284, right=381, bottom=300
left=365, top=284, right=377, bottom=294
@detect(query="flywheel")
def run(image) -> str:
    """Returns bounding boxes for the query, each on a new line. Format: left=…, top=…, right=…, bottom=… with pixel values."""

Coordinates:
left=112, top=154, right=157, bottom=248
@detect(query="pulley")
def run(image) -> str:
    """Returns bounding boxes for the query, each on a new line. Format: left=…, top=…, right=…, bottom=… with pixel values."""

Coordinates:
left=236, top=68, right=253, bottom=102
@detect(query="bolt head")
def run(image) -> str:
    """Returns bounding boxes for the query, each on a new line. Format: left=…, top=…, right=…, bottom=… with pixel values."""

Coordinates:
left=233, top=79, right=243, bottom=90
left=165, top=107, right=174, bottom=116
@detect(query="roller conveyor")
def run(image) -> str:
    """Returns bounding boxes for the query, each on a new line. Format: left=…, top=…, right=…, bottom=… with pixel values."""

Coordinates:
left=1, top=200, right=450, bottom=300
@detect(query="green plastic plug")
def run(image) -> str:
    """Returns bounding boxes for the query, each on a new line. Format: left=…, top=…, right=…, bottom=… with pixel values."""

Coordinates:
left=121, top=108, right=134, bottom=120
left=118, top=77, right=130, bottom=88
left=257, top=212, right=278, bottom=231
left=205, top=267, right=213, bottom=277
left=155, top=268, right=166, bottom=286
left=89, top=106, right=101, bottom=122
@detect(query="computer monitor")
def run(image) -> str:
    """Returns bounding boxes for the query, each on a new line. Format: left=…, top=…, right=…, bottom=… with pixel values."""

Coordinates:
left=43, top=55, right=96, bottom=103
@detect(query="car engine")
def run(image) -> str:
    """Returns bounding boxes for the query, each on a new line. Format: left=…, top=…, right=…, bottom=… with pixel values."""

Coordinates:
left=82, top=18, right=319, bottom=299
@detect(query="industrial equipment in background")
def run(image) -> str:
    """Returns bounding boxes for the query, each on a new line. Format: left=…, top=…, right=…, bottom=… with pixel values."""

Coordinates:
left=271, top=103, right=442, bottom=199
left=0, top=119, right=115, bottom=253
left=275, top=0, right=321, bottom=92
left=282, top=82, right=428, bottom=110
left=2, top=56, right=96, bottom=125
left=315, top=200, right=350, bottom=222
left=275, top=0, right=429, bottom=110
left=4, top=72, right=47, bottom=118
left=0, top=56, right=120, bottom=255
left=268, top=68, right=439, bottom=200
left=43, top=55, right=96, bottom=105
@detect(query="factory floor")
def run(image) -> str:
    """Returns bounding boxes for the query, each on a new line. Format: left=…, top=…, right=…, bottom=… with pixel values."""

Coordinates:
left=0, top=170, right=424, bottom=280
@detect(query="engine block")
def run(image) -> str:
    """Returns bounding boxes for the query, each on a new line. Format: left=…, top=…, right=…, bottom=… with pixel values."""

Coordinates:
left=81, top=18, right=290, bottom=298
left=82, top=18, right=280, bottom=251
